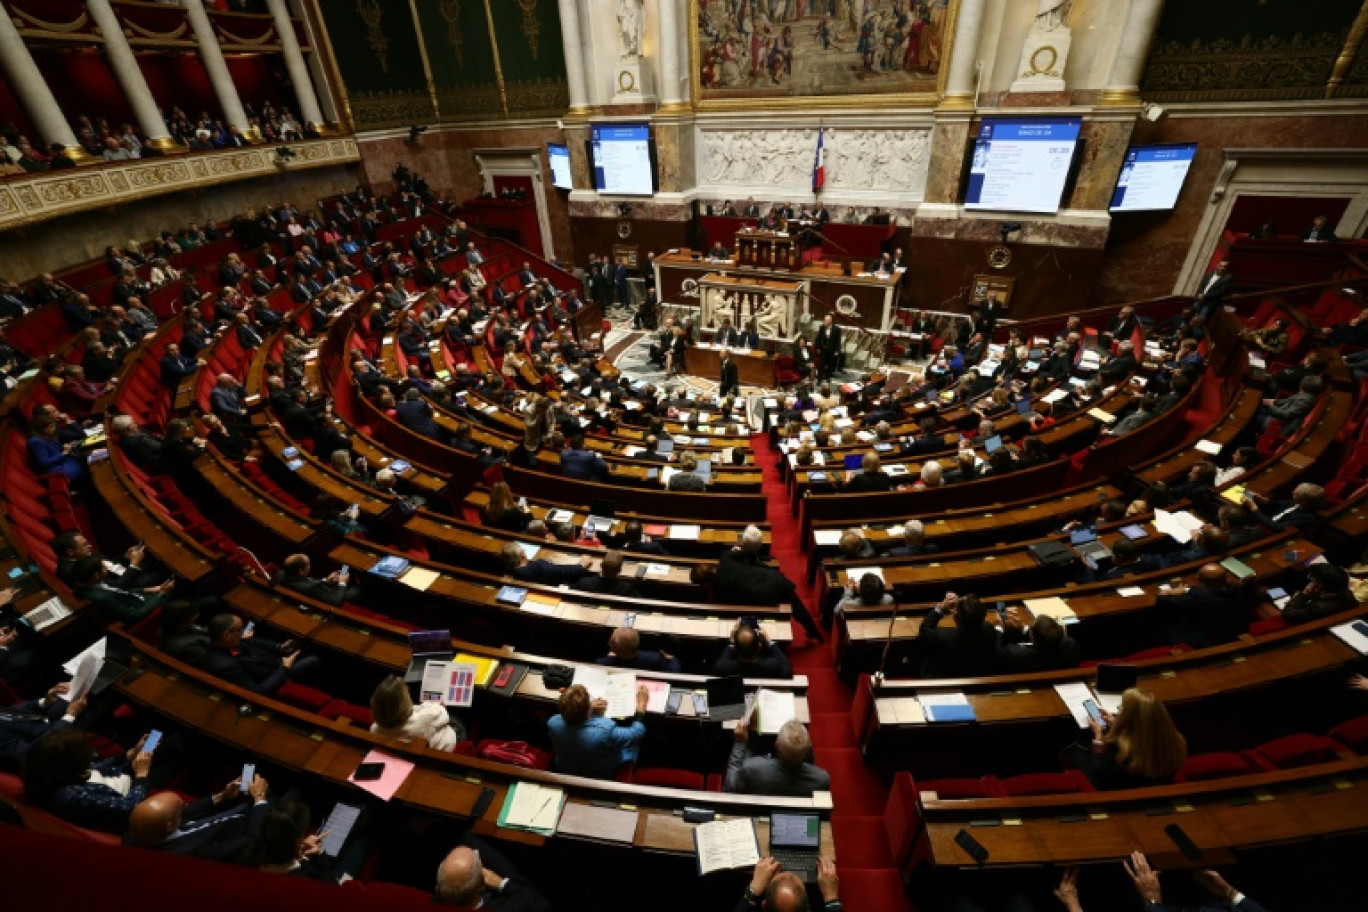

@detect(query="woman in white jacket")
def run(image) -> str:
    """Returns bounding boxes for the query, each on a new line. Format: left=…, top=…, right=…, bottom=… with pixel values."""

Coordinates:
left=369, top=675, right=467, bottom=751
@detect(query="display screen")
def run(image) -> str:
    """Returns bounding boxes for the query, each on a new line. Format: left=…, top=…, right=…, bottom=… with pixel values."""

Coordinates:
left=1109, top=143, right=1198, bottom=212
left=964, top=118, right=1082, bottom=214
left=591, top=124, right=654, bottom=196
left=547, top=143, right=572, bottom=190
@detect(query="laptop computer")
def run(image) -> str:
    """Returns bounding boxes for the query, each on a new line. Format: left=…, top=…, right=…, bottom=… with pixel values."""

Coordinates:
left=1093, top=663, right=1138, bottom=714
left=1069, top=527, right=1113, bottom=567
left=843, top=453, right=864, bottom=471
left=403, top=629, right=454, bottom=684
left=696, top=459, right=712, bottom=480
left=1016, top=397, right=1035, bottom=416
left=655, top=438, right=675, bottom=455
left=705, top=675, right=749, bottom=722
left=983, top=435, right=1003, bottom=454
left=769, top=813, right=822, bottom=883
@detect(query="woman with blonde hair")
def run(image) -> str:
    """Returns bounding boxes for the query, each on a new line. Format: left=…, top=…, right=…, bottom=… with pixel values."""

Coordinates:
left=1084, top=687, right=1187, bottom=789
left=369, top=675, right=465, bottom=751
left=668, top=450, right=707, bottom=491
left=484, top=480, right=531, bottom=532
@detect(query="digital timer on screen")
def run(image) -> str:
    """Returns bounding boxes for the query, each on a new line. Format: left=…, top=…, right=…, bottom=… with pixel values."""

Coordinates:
left=1109, top=143, right=1198, bottom=213
left=964, top=118, right=1083, bottom=214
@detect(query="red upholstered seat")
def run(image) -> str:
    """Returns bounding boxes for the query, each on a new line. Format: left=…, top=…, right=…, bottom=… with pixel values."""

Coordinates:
left=0, top=772, right=121, bottom=845
left=883, top=772, right=924, bottom=874
left=275, top=680, right=332, bottom=713
left=1175, top=752, right=1260, bottom=783
left=916, top=776, right=1007, bottom=800
left=1125, top=644, right=1191, bottom=662
left=835, top=868, right=909, bottom=912
left=1248, top=616, right=1288, bottom=636
left=632, top=767, right=704, bottom=790
left=998, top=770, right=1095, bottom=796
left=322, top=699, right=374, bottom=728
left=1243, top=733, right=1342, bottom=771
left=1329, top=715, right=1368, bottom=754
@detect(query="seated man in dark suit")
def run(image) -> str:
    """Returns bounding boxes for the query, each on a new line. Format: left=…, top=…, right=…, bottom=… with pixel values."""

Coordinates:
left=1102, top=537, right=1166, bottom=581
left=69, top=556, right=171, bottom=624
left=917, top=592, right=1000, bottom=678
left=887, top=519, right=938, bottom=557
left=572, top=550, right=641, bottom=599
left=434, top=839, right=552, bottom=912
left=1253, top=374, right=1321, bottom=433
left=499, top=541, right=592, bottom=586
left=997, top=611, right=1080, bottom=672
left=713, top=526, right=823, bottom=641
left=395, top=387, right=444, bottom=440
left=1302, top=215, right=1337, bottom=242
left=0, top=683, right=85, bottom=772
left=725, top=718, right=830, bottom=797
left=53, top=530, right=165, bottom=592
left=1281, top=562, right=1357, bottom=625
left=1155, top=563, right=1250, bottom=649
left=273, top=553, right=362, bottom=606
left=203, top=613, right=321, bottom=695
left=711, top=621, right=792, bottom=680
left=158, top=342, right=202, bottom=390
left=560, top=435, right=609, bottom=482
left=619, top=520, right=668, bottom=556
left=1098, top=341, right=1137, bottom=385
left=1243, top=482, right=1324, bottom=531
left=125, top=770, right=272, bottom=864
left=597, top=626, right=680, bottom=673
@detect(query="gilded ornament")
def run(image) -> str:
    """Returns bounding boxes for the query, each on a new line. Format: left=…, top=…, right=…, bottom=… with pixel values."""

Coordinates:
left=987, top=245, right=1012, bottom=270
left=517, top=0, right=541, bottom=60
left=437, top=0, right=465, bottom=67
left=356, top=0, right=389, bottom=74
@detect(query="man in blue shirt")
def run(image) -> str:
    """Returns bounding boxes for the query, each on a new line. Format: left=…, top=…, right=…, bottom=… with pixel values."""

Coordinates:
left=546, top=683, right=648, bottom=779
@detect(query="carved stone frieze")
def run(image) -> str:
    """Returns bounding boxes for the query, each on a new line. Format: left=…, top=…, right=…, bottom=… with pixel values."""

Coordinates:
left=697, top=126, right=931, bottom=198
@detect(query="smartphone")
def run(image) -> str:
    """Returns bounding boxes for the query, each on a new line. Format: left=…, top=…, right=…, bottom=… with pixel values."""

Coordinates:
left=666, top=690, right=684, bottom=714
left=634, top=564, right=648, bottom=579
left=353, top=761, right=386, bottom=781
left=954, top=828, right=990, bottom=865
left=1164, top=823, right=1203, bottom=862
left=243, top=621, right=255, bottom=636
left=471, top=786, right=496, bottom=818
left=692, top=693, right=708, bottom=716
left=240, top=763, right=255, bottom=792
left=623, top=613, right=636, bottom=628
left=739, top=615, right=760, bottom=631
left=338, top=565, right=350, bottom=582
left=1083, top=699, right=1104, bottom=727
left=142, top=730, right=164, bottom=754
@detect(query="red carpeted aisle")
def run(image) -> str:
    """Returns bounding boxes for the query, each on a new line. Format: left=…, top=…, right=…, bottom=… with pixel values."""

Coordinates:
left=750, top=433, right=911, bottom=912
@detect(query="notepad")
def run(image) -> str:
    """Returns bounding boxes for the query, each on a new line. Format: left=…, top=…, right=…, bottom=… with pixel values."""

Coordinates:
left=1330, top=621, right=1368, bottom=655
left=1193, top=439, right=1222, bottom=455
left=546, top=508, right=576, bottom=524
left=1116, top=586, right=1146, bottom=598
left=694, top=817, right=760, bottom=876
left=669, top=524, right=702, bottom=541
left=813, top=530, right=843, bottom=546
left=399, top=566, right=440, bottom=591
left=500, top=782, right=565, bottom=834
left=1154, top=509, right=1203, bottom=544
left=919, top=692, right=976, bottom=722
left=1087, top=408, right=1117, bottom=424
left=555, top=801, right=639, bottom=844
left=1023, top=596, right=1076, bottom=622
left=573, top=666, right=638, bottom=718
left=639, top=679, right=671, bottom=714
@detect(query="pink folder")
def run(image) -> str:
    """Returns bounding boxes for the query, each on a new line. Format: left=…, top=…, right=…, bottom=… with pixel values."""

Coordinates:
left=347, top=749, right=414, bottom=802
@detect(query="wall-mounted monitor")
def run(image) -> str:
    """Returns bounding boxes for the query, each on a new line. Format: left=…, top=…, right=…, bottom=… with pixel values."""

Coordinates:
left=547, top=143, right=572, bottom=190
left=1108, top=143, right=1198, bottom=213
left=590, top=124, right=656, bottom=196
left=964, top=117, right=1083, bottom=214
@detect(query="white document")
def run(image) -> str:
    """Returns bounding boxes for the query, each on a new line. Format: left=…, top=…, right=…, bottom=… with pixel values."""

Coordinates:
left=645, top=563, right=671, bottom=578
left=1023, top=597, right=1076, bottom=621
left=420, top=660, right=450, bottom=703
left=547, top=508, right=575, bottom=523
left=573, top=667, right=638, bottom=718
left=504, top=783, right=564, bottom=831
left=754, top=689, right=797, bottom=735
left=1115, top=586, right=1146, bottom=598
left=25, top=596, right=73, bottom=632
left=516, top=541, right=541, bottom=561
left=813, top=530, right=843, bottom=546
left=695, top=818, right=760, bottom=876
left=66, top=652, right=101, bottom=702
left=669, top=524, right=702, bottom=541
left=1041, top=389, right=1070, bottom=404
left=1193, top=439, right=1222, bottom=455
left=1093, top=688, right=1126, bottom=715
left=1331, top=622, right=1368, bottom=655
left=1054, top=681, right=1096, bottom=730
left=63, top=637, right=107, bottom=676
left=855, top=567, right=885, bottom=583
left=1154, top=509, right=1203, bottom=544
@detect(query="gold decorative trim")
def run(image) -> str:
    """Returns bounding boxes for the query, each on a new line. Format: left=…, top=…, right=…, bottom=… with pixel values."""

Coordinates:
left=349, top=89, right=434, bottom=131
left=480, top=0, right=509, bottom=116
left=437, top=0, right=465, bottom=67
left=308, top=0, right=354, bottom=132
left=122, top=19, right=190, bottom=42
left=12, top=8, right=90, bottom=33
left=1328, top=1, right=1368, bottom=97
left=407, top=0, right=440, bottom=120
left=1141, top=30, right=1346, bottom=103
left=686, top=0, right=961, bottom=113
left=355, top=0, right=389, bottom=74
left=1097, top=88, right=1141, bottom=107
left=144, top=136, right=188, bottom=155
left=212, top=23, right=280, bottom=48
left=517, top=0, right=541, bottom=60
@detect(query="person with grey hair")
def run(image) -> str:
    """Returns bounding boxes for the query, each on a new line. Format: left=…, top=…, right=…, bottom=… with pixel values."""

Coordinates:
left=434, top=840, right=550, bottom=911
left=715, top=525, right=823, bottom=641
left=888, top=519, right=937, bottom=557
left=917, top=460, right=944, bottom=489
left=725, top=718, right=831, bottom=796
left=110, top=414, right=164, bottom=468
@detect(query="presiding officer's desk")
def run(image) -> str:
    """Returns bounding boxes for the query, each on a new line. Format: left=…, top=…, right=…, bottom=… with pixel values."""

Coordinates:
left=115, top=634, right=835, bottom=858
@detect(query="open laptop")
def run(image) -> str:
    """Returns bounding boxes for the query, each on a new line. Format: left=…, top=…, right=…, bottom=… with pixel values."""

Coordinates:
left=705, top=675, right=749, bottom=722
left=983, top=435, right=1003, bottom=454
left=769, top=812, right=822, bottom=882
left=843, top=453, right=864, bottom=471
left=90, top=634, right=134, bottom=696
left=1069, top=527, right=1113, bottom=567
left=1093, top=663, right=1139, bottom=714
left=655, top=438, right=675, bottom=455
left=1015, top=397, right=1035, bottom=416
left=403, top=629, right=454, bottom=684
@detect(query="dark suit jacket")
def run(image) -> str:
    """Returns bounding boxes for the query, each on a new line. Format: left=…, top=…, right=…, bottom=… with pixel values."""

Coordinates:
left=512, top=560, right=589, bottom=587
left=815, top=324, right=842, bottom=358
left=134, top=797, right=271, bottom=864
left=204, top=640, right=286, bottom=695
left=845, top=471, right=893, bottom=493
left=719, top=358, right=739, bottom=396
left=395, top=398, right=442, bottom=439
left=0, top=699, right=72, bottom=770
left=917, top=609, right=1001, bottom=678
left=572, top=575, right=641, bottom=599
left=724, top=742, right=830, bottom=796
left=560, top=448, right=608, bottom=481
left=276, top=573, right=356, bottom=607
left=77, top=584, right=159, bottom=624
left=1196, top=270, right=1233, bottom=301
left=997, top=631, right=1081, bottom=673
left=1156, top=585, right=1249, bottom=649
left=598, top=651, right=681, bottom=673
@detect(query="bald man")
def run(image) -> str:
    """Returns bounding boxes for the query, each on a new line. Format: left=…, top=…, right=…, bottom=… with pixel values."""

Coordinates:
left=434, top=839, right=550, bottom=911
left=735, top=856, right=842, bottom=911
left=124, top=771, right=270, bottom=863
left=597, top=626, right=681, bottom=673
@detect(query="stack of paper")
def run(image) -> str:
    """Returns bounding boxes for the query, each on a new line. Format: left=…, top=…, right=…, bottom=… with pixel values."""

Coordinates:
left=1054, top=681, right=1096, bottom=730
left=1330, top=621, right=1368, bottom=655
left=500, top=782, right=565, bottom=835
left=753, top=689, right=797, bottom=735
left=453, top=652, right=500, bottom=686
left=669, top=525, right=702, bottom=541
left=1193, top=439, right=1223, bottom=455
left=572, top=666, right=638, bottom=718
left=918, top=692, right=976, bottom=722
left=1023, top=597, right=1077, bottom=622
left=813, top=530, right=843, bottom=546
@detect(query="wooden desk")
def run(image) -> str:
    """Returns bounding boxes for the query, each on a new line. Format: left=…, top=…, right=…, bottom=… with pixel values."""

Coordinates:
left=685, top=344, right=777, bottom=388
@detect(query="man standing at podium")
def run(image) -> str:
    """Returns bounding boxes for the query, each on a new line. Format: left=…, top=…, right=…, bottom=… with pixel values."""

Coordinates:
left=720, top=349, right=740, bottom=398
left=816, top=314, right=842, bottom=381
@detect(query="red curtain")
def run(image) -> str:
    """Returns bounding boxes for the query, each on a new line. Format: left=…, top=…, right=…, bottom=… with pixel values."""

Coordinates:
left=31, top=48, right=135, bottom=131
left=0, top=73, right=39, bottom=144
left=1226, top=195, right=1352, bottom=237
left=224, top=54, right=294, bottom=112
left=137, top=54, right=220, bottom=123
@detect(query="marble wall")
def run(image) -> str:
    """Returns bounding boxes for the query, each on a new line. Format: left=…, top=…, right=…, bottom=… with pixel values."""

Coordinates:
left=0, top=164, right=360, bottom=282
left=1097, top=109, right=1368, bottom=304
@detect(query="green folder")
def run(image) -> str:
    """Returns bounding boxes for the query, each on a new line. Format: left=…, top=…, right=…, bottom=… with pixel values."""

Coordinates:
left=1219, top=556, right=1255, bottom=580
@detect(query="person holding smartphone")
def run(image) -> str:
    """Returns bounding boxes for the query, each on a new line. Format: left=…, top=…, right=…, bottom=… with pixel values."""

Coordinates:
left=274, top=553, right=361, bottom=607
left=1080, top=688, right=1187, bottom=791
left=21, top=728, right=158, bottom=833
left=203, top=613, right=323, bottom=695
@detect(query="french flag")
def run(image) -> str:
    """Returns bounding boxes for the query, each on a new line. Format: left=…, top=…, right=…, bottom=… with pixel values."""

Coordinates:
left=813, top=129, right=825, bottom=192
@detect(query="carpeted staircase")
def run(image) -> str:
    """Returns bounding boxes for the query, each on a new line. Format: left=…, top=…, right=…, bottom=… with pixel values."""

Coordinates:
left=750, top=432, right=911, bottom=912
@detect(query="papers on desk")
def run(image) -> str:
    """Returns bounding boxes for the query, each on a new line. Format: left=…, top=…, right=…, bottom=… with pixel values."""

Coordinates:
left=66, top=650, right=102, bottom=703
left=918, top=692, right=976, bottom=723
left=669, top=524, right=702, bottom=541
left=516, top=541, right=542, bottom=561
left=1041, top=389, right=1070, bottom=404
left=1054, top=681, right=1096, bottom=730
left=1023, top=597, right=1077, bottom=623
left=1220, top=485, right=1247, bottom=504
left=24, top=596, right=73, bottom=632
left=453, top=652, right=500, bottom=687
left=753, top=688, right=797, bottom=735
left=852, top=567, right=885, bottom=583
left=763, top=398, right=780, bottom=409
left=1087, top=408, right=1117, bottom=424
left=420, top=660, right=478, bottom=706
left=520, top=594, right=559, bottom=616
left=1331, top=620, right=1368, bottom=655
left=885, top=464, right=909, bottom=477
left=572, top=666, right=638, bottom=718
left=500, top=782, right=565, bottom=835
left=348, top=750, right=413, bottom=802
left=547, top=508, right=575, bottom=524
left=1116, top=586, right=1146, bottom=598
left=813, top=529, right=843, bottom=546
left=1154, top=509, right=1204, bottom=544
left=695, top=817, right=760, bottom=876
left=585, top=515, right=617, bottom=535
left=622, top=446, right=646, bottom=457
left=1194, top=439, right=1223, bottom=455
left=644, top=563, right=671, bottom=578
left=639, top=679, right=671, bottom=714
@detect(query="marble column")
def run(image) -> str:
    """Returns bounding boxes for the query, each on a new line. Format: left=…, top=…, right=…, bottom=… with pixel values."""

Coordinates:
left=183, top=0, right=250, bottom=132
left=0, top=9, right=82, bottom=154
left=86, top=0, right=179, bottom=152
left=557, top=0, right=592, bottom=116
left=656, top=0, right=685, bottom=109
left=939, top=0, right=988, bottom=109
left=265, top=0, right=325, bottom=128
left=1099, top=0, right=1164, bottom=106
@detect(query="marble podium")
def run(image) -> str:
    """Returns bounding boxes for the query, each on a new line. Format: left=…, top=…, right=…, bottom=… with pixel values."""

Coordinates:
left=697, top=273, right=804, bottom=342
